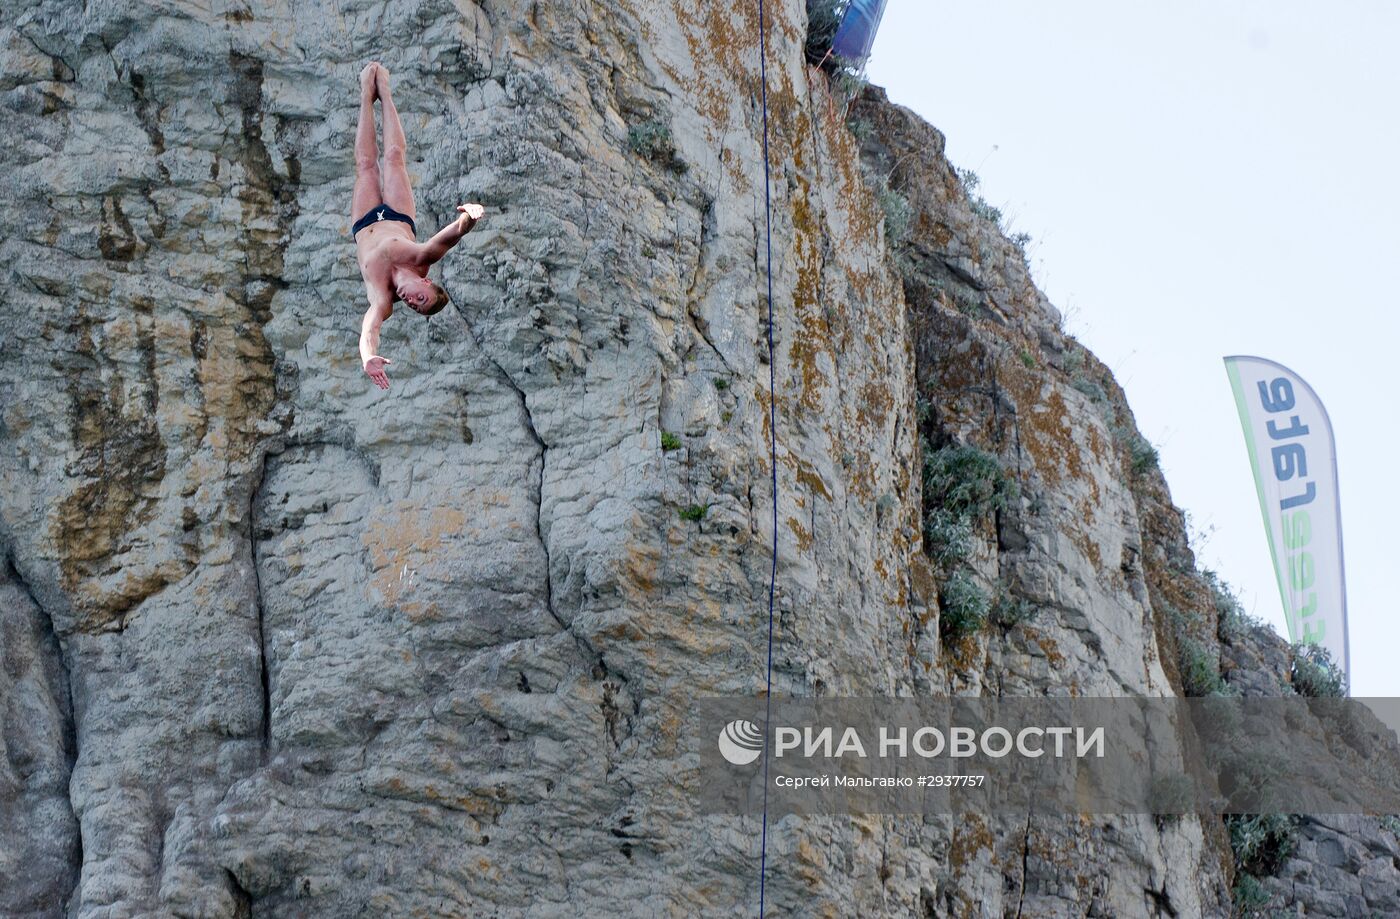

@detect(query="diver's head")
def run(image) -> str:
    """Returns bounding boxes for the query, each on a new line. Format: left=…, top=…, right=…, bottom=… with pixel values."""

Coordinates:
left=396, top=275, right=449, bottom=316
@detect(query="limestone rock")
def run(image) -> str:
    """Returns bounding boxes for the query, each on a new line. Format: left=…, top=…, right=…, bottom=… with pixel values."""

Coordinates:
left=0, top=2, right=1391, bottom=917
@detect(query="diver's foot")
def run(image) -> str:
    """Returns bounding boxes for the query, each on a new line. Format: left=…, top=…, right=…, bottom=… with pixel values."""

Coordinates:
left=360, top=62, right=380, bottom=99
left=375, top=64, right=392, bottom=100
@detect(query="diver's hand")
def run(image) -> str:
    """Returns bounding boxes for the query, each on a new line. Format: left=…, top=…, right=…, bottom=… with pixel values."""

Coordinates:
left=456, top=203, right=484, bottom=232
left=364, top=355, right=392, bottom=390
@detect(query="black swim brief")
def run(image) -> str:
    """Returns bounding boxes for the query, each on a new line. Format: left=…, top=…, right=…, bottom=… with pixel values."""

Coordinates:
left=352, top=203, right=416, bottom=236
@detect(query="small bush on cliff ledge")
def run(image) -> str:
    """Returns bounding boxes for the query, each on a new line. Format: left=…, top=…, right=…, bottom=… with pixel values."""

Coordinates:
left=877, top=182, right=912, bottom=246
left=1148, top=773, right=1196, bottom=827
left=920, top=442, right=1016, bottom=643
left=1129, top=437, right=1159, bottom=475
left=628, top=120, right=686, bottom=172
left=956, top=167, right=1003, bottom=225
left=939, top=570, right=988, bottom=642
left=1231, top=874, right=1272, bottom=918
left=1109, top=422, right=1159, bottom=476
left=1177, top=635, right=1224, bottom=697
left=1162, top=603, right=1229, bottom=697
left=989, top=592, right=1037, bottom=629
left=1227, top=813, right=1299, bottom=879
left=857, top=160, right=912, bottom=251
left=922, top=442, right=1016, bottom=570
left=1208, top=570, right=1268, bottom=645
left=924, top=513, right=974, bottom=568
left=1291, top=644, right=1347, bottom=698
left=924, top=443, right=1018, bottom=523
left=955, top=167, right=1035, bottom=265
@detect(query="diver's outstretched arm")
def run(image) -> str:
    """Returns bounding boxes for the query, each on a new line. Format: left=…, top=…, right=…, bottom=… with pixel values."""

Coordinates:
left=416, top=203, right=485, bottom=265
left=359, top=295, right=394, bottom=389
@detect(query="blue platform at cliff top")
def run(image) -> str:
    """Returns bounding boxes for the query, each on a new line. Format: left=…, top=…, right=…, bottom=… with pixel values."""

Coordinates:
left=831, top=0, right=889, bottom=66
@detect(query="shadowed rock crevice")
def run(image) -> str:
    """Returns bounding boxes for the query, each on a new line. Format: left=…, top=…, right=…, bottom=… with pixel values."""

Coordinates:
left=229, top=50, right=299, bottom=328
left=490, top=349, right=623, bottom=696
left=0, top=553, right=82, bottom=918
left=250, top=453, right=273, bottom=758
left=449, top=299, right=621, bottom=680
left=1014, top=815, right=1031, bottom=919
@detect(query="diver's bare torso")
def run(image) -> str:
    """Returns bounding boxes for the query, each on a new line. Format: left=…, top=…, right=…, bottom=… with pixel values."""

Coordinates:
left=354, top=221, right=424, bottom=312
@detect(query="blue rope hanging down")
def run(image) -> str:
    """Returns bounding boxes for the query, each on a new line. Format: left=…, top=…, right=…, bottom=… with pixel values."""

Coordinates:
left=756, top=0, right=778, bottom=915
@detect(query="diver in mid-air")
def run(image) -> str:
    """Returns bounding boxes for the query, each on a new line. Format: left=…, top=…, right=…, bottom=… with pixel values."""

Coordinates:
left=351, top=62, right=484, bottom=390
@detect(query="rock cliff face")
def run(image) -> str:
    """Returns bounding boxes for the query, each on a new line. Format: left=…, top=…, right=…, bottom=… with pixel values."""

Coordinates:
left=0, top=2, right=1392, bottom=917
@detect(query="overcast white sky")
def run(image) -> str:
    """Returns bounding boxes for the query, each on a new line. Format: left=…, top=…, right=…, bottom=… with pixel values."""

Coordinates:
left=867, top=1, right=1399, bottom=695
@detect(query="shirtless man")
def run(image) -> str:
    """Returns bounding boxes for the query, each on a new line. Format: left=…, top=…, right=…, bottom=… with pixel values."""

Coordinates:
left=352, top=62, right=484, bottom=390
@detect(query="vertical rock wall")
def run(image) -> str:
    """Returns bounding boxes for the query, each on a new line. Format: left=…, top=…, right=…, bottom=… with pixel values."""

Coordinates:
left=2, top=1, right=916, bottom=914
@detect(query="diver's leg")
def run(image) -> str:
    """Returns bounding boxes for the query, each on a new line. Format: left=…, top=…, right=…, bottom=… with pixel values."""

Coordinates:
left=351, top=63, right=383, bottom=221
left=377, top=66, right=416, bottom=223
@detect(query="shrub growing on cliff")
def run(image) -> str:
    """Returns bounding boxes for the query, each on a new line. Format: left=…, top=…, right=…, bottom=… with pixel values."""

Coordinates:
left=832, top=67, right=868, bottom=105
left=925, top=443, right=1018, bottom=521
left=952, top=166, right=1037, bottom=268
left=856, top=159, right=912, bottom=250
left=924, top=512, right=974, bottom=568
left=1008, top=231, right=1033, bottom=260
left=1109, top=423, right=1159, bottom=476
left=804, top=0, right=846, bottom=64
left=939, top=569, right=988, bottom=642
left=1231, top=874, right=1272, bottom=918
left=1227, top=813, right=1299, bottom=878
left=1177, top=636, right=1224, bottom=697
left=845, top=114, right=873, bottom=143
left=628, top=119, right=685, bottom=172
left=1162, top=602, right=1228, bottom=698
left=1148, top=773, right=1196, bottom=827
left=990, top=591, right=1037, bottom=629
left=955, top=167, right=1003, bottom=224
left=922, top=442, right=1016, bottom=570
left=1219, top=749, right=1291, bottom=814
left=951, top=287, right=984, bottom=318
left=1208, top=570, right=1267, bottom=645
left=1063, top=345, right=1085, bottom=376
left=1129, top=437, right=1159, bottom=475
left=1071, top=373, right=1107, bottom=404
left=1291, top=644, right=1347, bottom=698
left=877, top=183, right=912, bottom=246
left=920, top=442, right=1015, bottom=643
